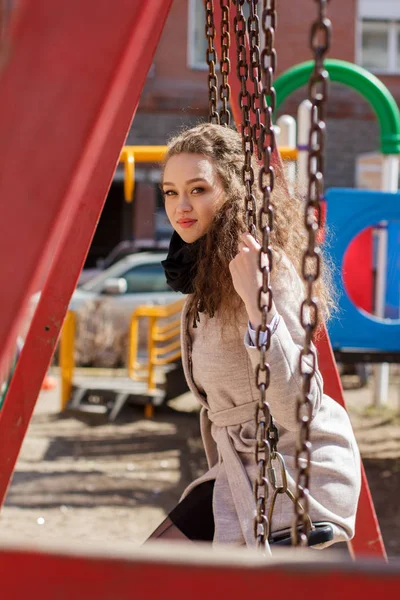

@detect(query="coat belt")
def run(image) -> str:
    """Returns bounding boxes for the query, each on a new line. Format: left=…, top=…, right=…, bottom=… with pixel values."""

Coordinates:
left=203, top=401, right=271, bottom=552
left=207, top=401, right=257, bottom=427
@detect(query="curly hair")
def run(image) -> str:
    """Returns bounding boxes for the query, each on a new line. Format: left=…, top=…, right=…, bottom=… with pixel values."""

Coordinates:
left=163, top=123, right=335, bottom=328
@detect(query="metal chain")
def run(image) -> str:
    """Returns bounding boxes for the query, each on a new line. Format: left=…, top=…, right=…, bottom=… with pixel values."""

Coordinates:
left=205, top=0, right=220, bottom=124
left=234, top=0, right=257, bottom=239
left=292, top=0, right=332, bottom=547
left=219, top=0, right=231, bottom=126
left=253, top=0, right=278, bottom=547
left=247, top=1, right=262, bottom=157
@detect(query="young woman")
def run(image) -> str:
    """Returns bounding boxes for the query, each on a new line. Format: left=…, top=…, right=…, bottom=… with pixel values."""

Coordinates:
left=149, top=123, right=361, bottom=548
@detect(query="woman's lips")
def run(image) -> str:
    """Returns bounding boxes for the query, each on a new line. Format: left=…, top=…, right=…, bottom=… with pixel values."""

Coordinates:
left=177, top=219, right=197, bottom=229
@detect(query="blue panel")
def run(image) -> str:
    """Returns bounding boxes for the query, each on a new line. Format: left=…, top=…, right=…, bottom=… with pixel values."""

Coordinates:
left=325, top=188, right=400, bottom=351
left=385, top=221, right=400, bottom=319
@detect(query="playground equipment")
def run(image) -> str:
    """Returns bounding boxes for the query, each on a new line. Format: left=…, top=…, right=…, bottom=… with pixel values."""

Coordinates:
left=0, top=0, right=397, bottom=596
left=274, top=59, right=400, bottom=405
left=386, top=220, right=400, bottom=318
left=59, top=298, right=185, bottom=420
left=129, top=299, right=185, bottom=394
left=324, top=188, right=400, bottom=359
left=119, top=145, right=168, bottom=203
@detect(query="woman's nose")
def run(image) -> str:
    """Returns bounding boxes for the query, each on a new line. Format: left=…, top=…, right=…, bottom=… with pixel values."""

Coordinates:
left=176, top=195, right=192, bottom=212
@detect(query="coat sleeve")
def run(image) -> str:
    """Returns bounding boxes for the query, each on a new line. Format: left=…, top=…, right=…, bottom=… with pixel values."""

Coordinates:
left=244, top=254, right=324, bottom=432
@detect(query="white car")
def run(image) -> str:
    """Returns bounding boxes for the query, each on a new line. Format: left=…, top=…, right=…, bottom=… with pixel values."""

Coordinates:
left=69, top=252, right=182, bottom=367
left=73, top=251, right=179, bottom=318
left=28, top=252, right=181, bottom=367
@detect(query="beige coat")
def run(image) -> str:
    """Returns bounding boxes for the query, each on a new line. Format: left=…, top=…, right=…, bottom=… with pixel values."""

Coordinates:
left=180, top=254, right=361, bottom=548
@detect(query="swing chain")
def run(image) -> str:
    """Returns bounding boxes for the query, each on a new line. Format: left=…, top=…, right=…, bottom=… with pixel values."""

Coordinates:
left=247, top=1, right=262, bottom=156
left=235, top=0, right=257, bottom=239
left=257, top=0, right=277, bottom=452
left=234, top=0, right=268, bottom=546
left=260, top=0, right=276, bottom=153
left=251, top=0, right=278, bottom=551
left=257, top=0, right=276, bottom=319
left=293, top=0, right=331, bottom=547
left=205, top=0, right=220, bottom=124
left=219, top=0, right=231, bottom=126
left=258, top=0, right=276, bottom=304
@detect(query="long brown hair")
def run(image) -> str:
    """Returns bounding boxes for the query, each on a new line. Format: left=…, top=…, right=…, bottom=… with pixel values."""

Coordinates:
left=163, top=123, right=334, bottom=326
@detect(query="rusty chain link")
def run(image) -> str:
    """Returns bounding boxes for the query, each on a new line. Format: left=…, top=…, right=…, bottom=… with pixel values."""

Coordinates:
left=253, top=0, right=281, bottom=551
left=292, top=0, right=332, bottom=547
left=247, top=1, right=262, bottom=156
left=219, top=0, right=231, bottom=126
left=232, top=0, right=280, bottom=552
left=205, top=1, right=220, bottom=124
left=234, top=0, right=257, bottom=239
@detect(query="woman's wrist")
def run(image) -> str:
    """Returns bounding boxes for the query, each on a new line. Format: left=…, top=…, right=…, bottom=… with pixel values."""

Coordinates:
left=245, top=305, right=262, bottom=330
left=246, top=302, right=276, bottom=330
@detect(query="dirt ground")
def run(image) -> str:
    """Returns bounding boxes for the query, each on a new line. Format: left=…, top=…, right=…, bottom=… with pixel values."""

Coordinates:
left=1, top=372, right=400, bottom=558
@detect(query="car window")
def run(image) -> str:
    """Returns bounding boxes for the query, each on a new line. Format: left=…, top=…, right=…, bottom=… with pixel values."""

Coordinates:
left=121, top=263, right=170, bottom=294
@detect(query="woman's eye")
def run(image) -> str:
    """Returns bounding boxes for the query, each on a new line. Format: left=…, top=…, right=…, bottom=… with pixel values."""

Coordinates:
left=163, top=190, right=176, bottom=197
left=192, top=187, right=205, bottom=194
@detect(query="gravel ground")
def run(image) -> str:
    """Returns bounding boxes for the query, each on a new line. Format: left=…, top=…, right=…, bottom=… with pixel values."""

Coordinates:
left=1, top=374, right=399, bottom=558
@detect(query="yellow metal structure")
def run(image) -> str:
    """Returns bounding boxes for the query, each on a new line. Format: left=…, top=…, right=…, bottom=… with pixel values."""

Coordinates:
left=278, top=146, right=298, bottom=161
left=118, top=145, right=297, bottom=202
left=129, top=298, right=185, bottom=392
left=119, top=146, right=168, bottom=202
left=120, top=146, right=168, bottom=163
left=59, top=310, right=76, bottom=411
left=59, top=300, right=184, bottom=416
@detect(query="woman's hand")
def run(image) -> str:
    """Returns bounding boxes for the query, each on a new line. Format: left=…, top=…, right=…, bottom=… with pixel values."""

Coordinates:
left=229, top=233, right=273, bottom=329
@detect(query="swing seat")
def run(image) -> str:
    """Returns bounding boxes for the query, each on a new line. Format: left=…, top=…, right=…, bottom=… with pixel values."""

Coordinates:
left=269, top=523, right=334, bottom=547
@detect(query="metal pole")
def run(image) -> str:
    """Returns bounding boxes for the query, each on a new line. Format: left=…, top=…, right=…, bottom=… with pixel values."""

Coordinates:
left=276, top=114, right=296, bottom=190
left=373, top=154, right=400, bottom=407
left=297, top=99, right=312, bottom=195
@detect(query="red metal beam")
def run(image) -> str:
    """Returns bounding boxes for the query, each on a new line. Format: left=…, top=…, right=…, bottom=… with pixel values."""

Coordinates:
left=0, top=0, right=172, bottom=377
left=0, top=0, right=173, bottom=504
left=316, top=335, right=387, bottom=560
left=0, top=542, right=399, bottom=600
left=211, top=2, right=386, bottom=561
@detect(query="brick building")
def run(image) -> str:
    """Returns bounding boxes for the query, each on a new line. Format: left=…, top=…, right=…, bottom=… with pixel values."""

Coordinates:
left=88, top=0, right=400, bottom=265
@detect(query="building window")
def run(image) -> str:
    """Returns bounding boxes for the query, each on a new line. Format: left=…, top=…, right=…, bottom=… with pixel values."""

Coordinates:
left=188, top=0, right=207, bottom=69
left=188, top=0, right=251, bottom=70
left=359, top=19, right=400, bottom=73
left=397, top=29, right=400, bottom=70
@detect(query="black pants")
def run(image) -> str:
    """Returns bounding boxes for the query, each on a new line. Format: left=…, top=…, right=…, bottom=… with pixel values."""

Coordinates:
left=168, top=480, right=338, bottom=548
left=169, top=480, right=215, bottom=541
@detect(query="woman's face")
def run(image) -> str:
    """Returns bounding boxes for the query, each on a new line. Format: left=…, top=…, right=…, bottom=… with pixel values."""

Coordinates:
left=162, top=153, right=226, bottom=243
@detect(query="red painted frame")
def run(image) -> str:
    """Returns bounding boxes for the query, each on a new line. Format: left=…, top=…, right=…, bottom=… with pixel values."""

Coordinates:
left=1, top=542, right=399, bottom=600
left=0, top=0, right=174, bottom=504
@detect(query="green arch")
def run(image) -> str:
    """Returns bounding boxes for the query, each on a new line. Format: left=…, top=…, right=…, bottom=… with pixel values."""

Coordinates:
left=274, top=59, right=400, bottom=155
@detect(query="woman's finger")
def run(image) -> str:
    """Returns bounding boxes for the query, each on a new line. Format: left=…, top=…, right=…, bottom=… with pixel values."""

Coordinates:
left=238, top=241, right=249, bottom=252
left=240, top=232, right=260, bottom=251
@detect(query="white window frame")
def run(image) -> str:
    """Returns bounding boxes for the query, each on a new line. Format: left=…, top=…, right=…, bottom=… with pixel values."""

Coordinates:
left=188, top=0, right=208, bottom=70
left=357, top=18, right=400, bottom=74
left=359, top=0, right=400, bottom=21
left=187, top=0, right=256, bottom=71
